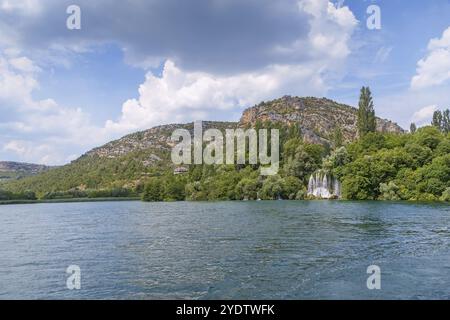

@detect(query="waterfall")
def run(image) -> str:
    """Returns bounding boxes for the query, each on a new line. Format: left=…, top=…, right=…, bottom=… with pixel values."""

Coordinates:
left=308, top=175, right=315, bottom=195
left=333, top=177, right=341, bottom=198
left=307, top=170, right=341, bottom=199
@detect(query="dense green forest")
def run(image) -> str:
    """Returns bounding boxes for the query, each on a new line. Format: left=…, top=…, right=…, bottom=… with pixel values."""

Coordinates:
left=139, top=89, right=449, bottom=202
left=140, top=125, right=449, bottom=202
left=2, top=88, right=449, bottom=203
left=2, top=126, right=449, bottom=203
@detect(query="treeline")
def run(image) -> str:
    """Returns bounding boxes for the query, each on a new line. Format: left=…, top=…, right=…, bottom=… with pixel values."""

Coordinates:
left=41, top=188, right=137, bottom=200
left=333, top=127, right=449, bottom=201
left=2, top=147, right=168, bottom=197
left=142, top=121, right=326, bottom=202
left=3, top=87, right=449, bottom=203
left=141, top=126, right=449, bottom=202
left=0, top=189, right=37, bottom=201
left=142, top=166, right=310, bottom=202
left=141, top=87, right=450, bottom=203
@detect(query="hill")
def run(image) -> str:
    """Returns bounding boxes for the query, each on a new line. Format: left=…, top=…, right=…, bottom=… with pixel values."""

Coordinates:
left=239, top=96, right=403, bottom=144
left=0, top=161, right=52, bottom=182
left=2, top=96, right=406, bottom=196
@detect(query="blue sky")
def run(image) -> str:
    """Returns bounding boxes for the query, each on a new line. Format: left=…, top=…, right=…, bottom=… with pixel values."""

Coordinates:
left=1, top=0, right=450, bottom=165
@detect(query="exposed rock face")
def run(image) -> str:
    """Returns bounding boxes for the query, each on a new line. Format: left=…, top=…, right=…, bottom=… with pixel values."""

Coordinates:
left=84, top=121, right=238, bottom=159
left=82, top=96, right=404, bottom=160
left=239, top=96, right=405, bottom=144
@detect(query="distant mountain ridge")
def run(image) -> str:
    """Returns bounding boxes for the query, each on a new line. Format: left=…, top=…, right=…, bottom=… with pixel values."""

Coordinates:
left=0, top=161, right=52, bottom=182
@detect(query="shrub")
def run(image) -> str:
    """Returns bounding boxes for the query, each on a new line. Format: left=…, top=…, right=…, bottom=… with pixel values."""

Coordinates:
left=379, top=182, right=401, bottom=201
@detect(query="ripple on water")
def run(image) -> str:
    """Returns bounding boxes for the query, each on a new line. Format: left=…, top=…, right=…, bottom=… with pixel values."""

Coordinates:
left=0, top=200, right=449, bottom=299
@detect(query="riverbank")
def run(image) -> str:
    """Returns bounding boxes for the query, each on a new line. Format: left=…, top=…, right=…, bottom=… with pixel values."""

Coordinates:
left=2, top=197, right=448, bottom=206
left=0, top=197, right=141, bottom=205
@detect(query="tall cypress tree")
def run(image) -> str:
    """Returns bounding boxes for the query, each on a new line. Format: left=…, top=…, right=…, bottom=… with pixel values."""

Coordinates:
left=442, top=109, right=450, bottom=133
left=357, top=86, right=376, bottom=137
left=410, top=122, right=417, bottom=133
left=432, top=110, right=443, bottom=130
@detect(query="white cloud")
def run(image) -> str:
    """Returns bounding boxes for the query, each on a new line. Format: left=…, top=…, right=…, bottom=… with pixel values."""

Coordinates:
left=411, top=105, right=437, bottom=125
left=0, top=53, right=39, bottom=106
left=0, top=0, right=359, bottom=165
left=411, top=26, right=450, bottom=89
left=0, top=0, right=41, bottom=14
left=374, top=84, right=450, bottom=129
left=106, top=0, right=358, bottom=134
left=105, top=60, right=328, bottom=133
left=8, top=56, right=40, bottom=73
left=3, top=140, right=54, bottom=164
left=0, top=52, right=109, bottom=165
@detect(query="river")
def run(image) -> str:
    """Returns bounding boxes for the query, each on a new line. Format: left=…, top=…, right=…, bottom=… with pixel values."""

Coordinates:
left=0, top=200, right=449, bottom=299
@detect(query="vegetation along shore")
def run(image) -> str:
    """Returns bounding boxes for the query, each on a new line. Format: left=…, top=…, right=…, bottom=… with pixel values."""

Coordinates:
left=1, top=88, right=449, bottom=204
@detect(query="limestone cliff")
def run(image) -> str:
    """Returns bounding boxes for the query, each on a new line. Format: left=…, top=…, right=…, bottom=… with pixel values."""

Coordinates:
left=239, top=96, right=404, bottom=145
left=83, top=96, right=404, bottom=160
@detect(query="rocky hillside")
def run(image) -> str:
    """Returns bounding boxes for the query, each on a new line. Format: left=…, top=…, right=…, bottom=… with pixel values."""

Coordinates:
left=0, top=161, right=52, bottom=182
left=84, top=121, right=238, bottom=159
left=239, top=96, right=404, bottom=144
left=83, top=96, right=403, bottom=160
left=2, top=96, right=406, bottom=195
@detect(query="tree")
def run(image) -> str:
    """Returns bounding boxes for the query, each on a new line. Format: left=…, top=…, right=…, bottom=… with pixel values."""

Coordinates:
left=260, top=175, right=284, bottom=200
left=322, top=146, right=350, bottom=173
left=235, top=177, right=260, bottom=200
left=281, top=176, right=303, bottom=200
left=379, top=182, right=401, bottom=201
left=163, top=176, right=186, bottom=201
left=404, top=143, right=432, bottom=168
left=333, top=126, right=344, bottom=148
left=142, top=178, right=163, bottom=202
left=283, top=143, right=324, bottom=184
left=357, top=86, right=376, bottom=137
left=342, top=175, right=372, bottom=200
left=414, top=126, right=442, bottom=150
left=442, top=109, right=450, bottom=133
left=432, top=110, right=443, bottom=130
left=0, top=189, right=13, bottom=201
left=410, top=123, right=417, bottom=133
left=440, top=187, right=450, bottom=202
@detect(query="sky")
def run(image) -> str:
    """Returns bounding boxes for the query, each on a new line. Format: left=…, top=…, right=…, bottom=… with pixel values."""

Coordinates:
left=1, top=0, right=450, bottom=165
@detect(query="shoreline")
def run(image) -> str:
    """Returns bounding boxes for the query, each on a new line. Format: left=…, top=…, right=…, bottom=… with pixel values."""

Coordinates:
left=0, top=197, right=448, bottom=206
left=0, top=197, right=141, bottom=205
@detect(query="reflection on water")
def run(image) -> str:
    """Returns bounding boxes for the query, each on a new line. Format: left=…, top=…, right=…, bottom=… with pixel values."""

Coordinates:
left=0, top=200, right=449, bottom=299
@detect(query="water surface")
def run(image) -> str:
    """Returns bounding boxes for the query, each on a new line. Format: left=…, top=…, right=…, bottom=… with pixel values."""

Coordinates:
left=0, top=201, right=449, bottom=299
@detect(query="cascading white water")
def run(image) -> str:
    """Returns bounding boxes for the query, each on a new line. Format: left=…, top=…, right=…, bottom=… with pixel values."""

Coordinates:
left=307, top=170, right=341, bottom=199
left=333, top=177, right=341, bottom=198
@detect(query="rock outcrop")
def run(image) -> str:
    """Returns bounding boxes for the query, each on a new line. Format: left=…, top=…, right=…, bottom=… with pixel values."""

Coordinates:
left=239, top=96, right=404, bottom=145
left=82, top=96, right=404, bottom=160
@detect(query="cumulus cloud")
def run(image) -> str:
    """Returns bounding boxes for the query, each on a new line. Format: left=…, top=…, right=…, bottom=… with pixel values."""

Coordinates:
left=0, top=0, right=356, bottom=74
left=105, top=60, right=329, bottom=133
left=0, top=52, right=39, bottom=108
left=411, top=105, right=437, bottom=125
left=105, top=0, right=358, bottom=133
left=411, top=26, right=450, bottom=89
left=0, top=51, right=109, bottom=164
left=0, top=0, right=309, bottom=73
left=0, top=0, right=358, bottom=164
